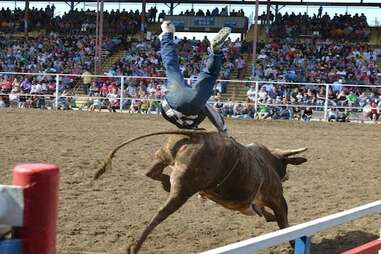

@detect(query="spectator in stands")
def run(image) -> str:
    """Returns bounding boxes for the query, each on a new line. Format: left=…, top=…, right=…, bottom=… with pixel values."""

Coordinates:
left=256, top=103, right=271, bottom=120
left=302, top=107, right=313, bottom=122
left=273, top=106, right=291, bottom=120
left=148, top=7, right=158, bottom=23
left=129, top=96, right=141, bottom=113
left=196, top=9, right=205, bottom=16
left=211, top=8, right=219, bottom=16
left=107, top=89, right=119, bottom=112
left=223, top=98, right=234, bottom=117
left=247, top=84, right=257, bottom=102
left=8, top=90, right=20, bottom=107
left=81, top=69, right=92, bottom=95
left=269, top=11, right=369, bottom=41
left=363, top=100, right=380, bottom=122
left=0, top=96, right=6, bottom=108
left=158, top=10, right=166, bottom=22
left=88, top=81, right=99, bottom=96
left=89, top=92, right=102, bottom=112
left=235, top=56, right=246, bottom=79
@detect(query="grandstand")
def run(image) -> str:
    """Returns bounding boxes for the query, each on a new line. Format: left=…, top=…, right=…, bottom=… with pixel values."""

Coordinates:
left=0, top=0, right=380, bottom=122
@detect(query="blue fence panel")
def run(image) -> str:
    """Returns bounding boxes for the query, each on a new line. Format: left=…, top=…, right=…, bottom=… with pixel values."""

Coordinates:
left=0, top=239, right=22, bottom=254
left=294, top=236, right=311, bottom=254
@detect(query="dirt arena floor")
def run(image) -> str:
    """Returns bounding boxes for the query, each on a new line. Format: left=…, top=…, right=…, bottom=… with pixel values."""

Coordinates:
left=0, top=109, right=380, bottom=254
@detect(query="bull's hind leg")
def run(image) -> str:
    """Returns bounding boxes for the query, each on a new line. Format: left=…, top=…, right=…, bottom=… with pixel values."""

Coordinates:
left=129, top=165, right=196, bottom=254
left=145, top=159, right=171, bottom=192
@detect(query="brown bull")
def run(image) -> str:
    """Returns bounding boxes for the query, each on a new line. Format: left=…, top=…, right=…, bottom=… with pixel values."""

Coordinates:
left=94, top=130, right=308, bottom=254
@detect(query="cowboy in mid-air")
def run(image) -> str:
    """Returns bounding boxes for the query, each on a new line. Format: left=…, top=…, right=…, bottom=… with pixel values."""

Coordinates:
left=159, top=20, right=231, bottom=133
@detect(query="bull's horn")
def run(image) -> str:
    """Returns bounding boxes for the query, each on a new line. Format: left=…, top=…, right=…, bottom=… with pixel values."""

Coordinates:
left=276, top=147, right=308, bottom=157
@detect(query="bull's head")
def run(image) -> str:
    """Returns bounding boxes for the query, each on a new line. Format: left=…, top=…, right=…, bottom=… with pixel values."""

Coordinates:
left=271, top=147, right=308, bottom=182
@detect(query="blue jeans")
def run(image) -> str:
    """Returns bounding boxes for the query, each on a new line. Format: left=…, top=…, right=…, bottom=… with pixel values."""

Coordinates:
left=160, top=32, right=222, bottom=115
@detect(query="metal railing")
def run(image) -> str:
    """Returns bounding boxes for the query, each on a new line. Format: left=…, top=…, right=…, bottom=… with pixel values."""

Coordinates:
left=201, top=200, right=381, bottom=254
left=0, top=71, right=380, bottom=122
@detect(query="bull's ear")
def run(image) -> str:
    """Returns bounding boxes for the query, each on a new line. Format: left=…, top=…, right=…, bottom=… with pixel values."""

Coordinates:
left=286, top=157, right=307, bottom=165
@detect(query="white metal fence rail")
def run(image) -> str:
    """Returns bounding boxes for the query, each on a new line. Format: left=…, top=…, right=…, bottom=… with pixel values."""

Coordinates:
left=201, top=200, right=381, bottom=254
left=0, top=71, right=380, bottom=121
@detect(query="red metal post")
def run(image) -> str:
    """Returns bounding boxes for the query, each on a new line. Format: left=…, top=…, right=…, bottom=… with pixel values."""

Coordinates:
left=12, top=164, right=59, bottom=254
left=98, top=0, right=104, bottom=73
left=95, top=0, right=103, bottom=74
left=95, top=0, right=99, bottom=74
left=252, top=0, right=259, bottom=77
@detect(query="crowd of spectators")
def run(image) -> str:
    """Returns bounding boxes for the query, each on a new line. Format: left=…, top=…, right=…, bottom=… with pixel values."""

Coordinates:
left=0, top=4, right=380, bottom=122
left=212, top=96, right=317, bottom=122
left=0, top=32, right=248, bottom=111
left=0, top=33, right=121, bottom=72
left=53, top=9, right=145, bottom=35
left=99, top=35, right=248, bottom=97
left=178, top=7, right=244, bottom=17
left=247, top=36, right=380, bottom=122
left=254, top=39, right=378, bottom=85
left=0, top=6, right=55, bottom=32
left=1, top=34, right=87, bottom=73
left=246, top=9, right=380, bottom=122
left=269, top=11, right=369, bottom=41
left=0, top=5, right=247, bottom=35
left=0, top=33, right=121, bottom=109
left=73, top=35, right=249, bottom=113
left=210, top=86, right=381, bottom=122
left=0, top=6, right=156, bottom=35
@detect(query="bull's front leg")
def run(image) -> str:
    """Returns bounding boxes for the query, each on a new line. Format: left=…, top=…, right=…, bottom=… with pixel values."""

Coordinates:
left=129, top=163, right=196, bottom=254
left=269, top=195, right=289, bottom=229
left=145, top=159, right=171, bottom=192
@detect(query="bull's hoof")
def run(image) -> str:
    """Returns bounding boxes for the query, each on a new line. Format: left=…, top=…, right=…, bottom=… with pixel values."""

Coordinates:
left=197, top=193, right=207, bottom=201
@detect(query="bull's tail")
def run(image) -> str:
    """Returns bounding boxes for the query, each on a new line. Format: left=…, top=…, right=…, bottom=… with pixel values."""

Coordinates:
left=94, top=129, right=213, bottom=180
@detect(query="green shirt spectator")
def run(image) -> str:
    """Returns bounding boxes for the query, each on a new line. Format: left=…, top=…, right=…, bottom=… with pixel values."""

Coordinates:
left=259, top=104, right=270, bottom=113
left=346, top=92, right=358, bottom=106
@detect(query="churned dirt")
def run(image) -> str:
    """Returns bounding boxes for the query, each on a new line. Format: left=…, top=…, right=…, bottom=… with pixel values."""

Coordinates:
left=0, top=109, right=380, bottom=254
